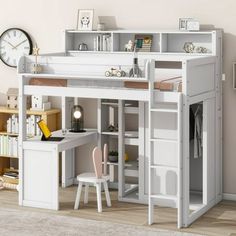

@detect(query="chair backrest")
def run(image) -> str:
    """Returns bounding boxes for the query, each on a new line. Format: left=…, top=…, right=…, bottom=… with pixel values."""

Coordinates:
left=103, top=143, right=108, bottom=175
left=92, top=147, right=103, bottom=178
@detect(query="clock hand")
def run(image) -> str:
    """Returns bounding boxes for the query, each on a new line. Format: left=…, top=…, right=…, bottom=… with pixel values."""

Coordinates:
left=2, top=39, right=15, bottom=48
left=13, top=39, right=27, bottom=49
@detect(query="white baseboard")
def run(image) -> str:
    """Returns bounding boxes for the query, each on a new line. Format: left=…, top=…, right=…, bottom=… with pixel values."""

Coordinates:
left=223, top=193, right=236, bottom=201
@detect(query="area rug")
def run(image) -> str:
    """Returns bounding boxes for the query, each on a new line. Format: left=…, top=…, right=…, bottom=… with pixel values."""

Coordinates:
left=0, top=207, right=203, bottom=236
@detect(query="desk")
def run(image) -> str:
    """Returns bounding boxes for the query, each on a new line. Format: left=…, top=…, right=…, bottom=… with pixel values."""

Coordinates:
left=21, top=130, right=97, bottom=210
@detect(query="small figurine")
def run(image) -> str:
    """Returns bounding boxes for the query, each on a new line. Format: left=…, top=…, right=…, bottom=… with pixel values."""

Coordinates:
left=32, top=44, right=42, bottom=74
left=195, top=46, right=208, bottom=53
left=124, top=40, right=134, bottom=52
left=105, top=66, right=126, bottom=77
left=183, top=42, right=195, bottom=53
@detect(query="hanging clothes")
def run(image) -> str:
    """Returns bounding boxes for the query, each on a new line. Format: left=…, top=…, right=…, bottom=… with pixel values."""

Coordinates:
left=194, top=105, right=203, bottom=158
left=189, top=107, right=195, bottom=140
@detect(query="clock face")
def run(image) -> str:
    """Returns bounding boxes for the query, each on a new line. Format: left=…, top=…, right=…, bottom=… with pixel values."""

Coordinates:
left=0, top=28, right=32, bottom=67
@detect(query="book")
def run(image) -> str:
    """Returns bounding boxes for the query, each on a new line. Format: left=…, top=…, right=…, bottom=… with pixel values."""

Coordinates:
left=135, top=34, right=153, bottom=52
left=3, top=171, right=19, bottom=179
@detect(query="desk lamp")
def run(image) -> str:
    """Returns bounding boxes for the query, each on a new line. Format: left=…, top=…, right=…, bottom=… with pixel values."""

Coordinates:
left=70, top=104, right=86, bottom=132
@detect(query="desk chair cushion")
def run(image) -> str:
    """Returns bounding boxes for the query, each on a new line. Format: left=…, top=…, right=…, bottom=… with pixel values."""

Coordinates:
left=77, top=172, right=110, bottom=183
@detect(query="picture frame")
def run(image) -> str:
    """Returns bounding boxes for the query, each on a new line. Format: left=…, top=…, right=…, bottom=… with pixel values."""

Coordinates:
left=77, top=9, right=94, bottom=31
left=179, top=18, right=200, bottom=31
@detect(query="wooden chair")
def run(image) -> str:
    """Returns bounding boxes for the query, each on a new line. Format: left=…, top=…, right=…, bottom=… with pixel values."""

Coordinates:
left=74, top=144, right=111, bottom=212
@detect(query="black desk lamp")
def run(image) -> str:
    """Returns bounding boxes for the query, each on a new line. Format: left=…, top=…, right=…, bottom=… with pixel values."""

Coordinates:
left=70, top=104, right=86, bottom=133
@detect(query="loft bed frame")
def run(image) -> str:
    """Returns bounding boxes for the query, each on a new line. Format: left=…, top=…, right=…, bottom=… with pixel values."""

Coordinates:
left=18, top=29, right=222, bottom=228
left=18, top=53, right=221, bottom=228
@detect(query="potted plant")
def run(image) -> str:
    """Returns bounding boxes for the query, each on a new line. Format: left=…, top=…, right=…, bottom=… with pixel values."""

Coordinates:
left=108, top=151, right=118, bottom=162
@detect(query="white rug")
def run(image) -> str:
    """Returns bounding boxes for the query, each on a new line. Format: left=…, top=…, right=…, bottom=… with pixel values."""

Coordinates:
left=0, top=207, right=203, bottom=236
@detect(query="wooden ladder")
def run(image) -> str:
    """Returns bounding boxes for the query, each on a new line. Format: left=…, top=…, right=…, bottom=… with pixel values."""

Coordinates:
left=148, top=61, right=183, bottom=228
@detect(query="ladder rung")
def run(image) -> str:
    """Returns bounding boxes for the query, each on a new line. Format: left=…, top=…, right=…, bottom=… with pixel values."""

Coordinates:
left=150, top=194, right=177, bottom=201
left=150, top=138, right=177, bottom=143
left=150, top=165, right=177, bottom=170
left=150, top=108, right=178, bottom=113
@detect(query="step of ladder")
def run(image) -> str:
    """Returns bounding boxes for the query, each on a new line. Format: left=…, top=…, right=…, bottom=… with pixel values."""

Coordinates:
left=150, top=108, right=178, bottom=113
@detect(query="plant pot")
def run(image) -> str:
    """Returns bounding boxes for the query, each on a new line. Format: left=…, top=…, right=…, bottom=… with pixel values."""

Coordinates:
left=108, top=155, right=118, bottom=163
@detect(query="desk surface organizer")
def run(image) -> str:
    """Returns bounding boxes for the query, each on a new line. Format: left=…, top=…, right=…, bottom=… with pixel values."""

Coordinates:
left=18, top=29, right=222, bottom=228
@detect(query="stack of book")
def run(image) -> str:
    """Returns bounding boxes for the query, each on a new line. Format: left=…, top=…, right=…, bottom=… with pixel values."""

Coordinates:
left=2, top=168, right=19, bottom=185
left=0, top=135, right=18, bottom=157
left=7, top=114, right=42, bottom=136
left=94, top=34, right=111, bottom=51
left=26, top=115, right=42, bottom=136
left=7, top=114, right=19, bottom=134
left=135, top=35, right=153, bottom=52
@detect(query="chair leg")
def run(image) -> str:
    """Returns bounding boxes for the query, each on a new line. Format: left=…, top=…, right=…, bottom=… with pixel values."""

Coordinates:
left=96, top=183, right=102, bottom=213
left=84, top=183, right=89, bottom=204
left=103, top=181, right=111, bottom=207
left=74, top=182, right=83, bottom=210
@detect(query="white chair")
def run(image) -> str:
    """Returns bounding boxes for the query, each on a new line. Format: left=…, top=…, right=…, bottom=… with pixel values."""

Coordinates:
left=74, top=144, right=111, bottom=212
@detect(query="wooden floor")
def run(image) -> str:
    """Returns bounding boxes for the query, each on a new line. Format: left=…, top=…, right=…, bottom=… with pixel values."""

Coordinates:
left=1, top=187, right=236, bottom=236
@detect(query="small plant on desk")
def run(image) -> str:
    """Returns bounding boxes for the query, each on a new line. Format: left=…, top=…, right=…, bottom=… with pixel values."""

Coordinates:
left=108, top=151, right=118, bottom=163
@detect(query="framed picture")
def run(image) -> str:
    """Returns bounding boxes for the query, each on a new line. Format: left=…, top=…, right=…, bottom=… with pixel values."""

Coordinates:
left=179, top=18, right=200, bottom=31
left=77, top=9, right=94, bottom=31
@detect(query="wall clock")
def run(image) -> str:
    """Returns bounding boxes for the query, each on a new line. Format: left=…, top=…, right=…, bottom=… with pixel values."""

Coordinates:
left=0, top=28, right=33, bottom=68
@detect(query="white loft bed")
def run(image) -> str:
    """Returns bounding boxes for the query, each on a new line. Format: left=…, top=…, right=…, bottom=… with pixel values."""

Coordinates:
left=18, top=29, right=222, bottom=229
left=18, top=52, right=221, bottom=228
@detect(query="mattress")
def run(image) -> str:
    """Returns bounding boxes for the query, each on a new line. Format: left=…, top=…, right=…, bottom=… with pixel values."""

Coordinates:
left=124, top=76, right=182, bottom=92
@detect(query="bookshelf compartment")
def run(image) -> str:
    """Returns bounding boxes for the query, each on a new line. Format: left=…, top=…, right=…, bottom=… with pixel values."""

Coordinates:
left=161, top=33, right=212, bottom=54
left=65, top=32, right=112, bottom=52
left=113, top=32, right=160, bottom=53
left=0, top=106, right=61, bottom=189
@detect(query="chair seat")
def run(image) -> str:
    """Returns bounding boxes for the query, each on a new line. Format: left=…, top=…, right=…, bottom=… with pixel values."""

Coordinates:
left=77, top=172, right=110, bottom=183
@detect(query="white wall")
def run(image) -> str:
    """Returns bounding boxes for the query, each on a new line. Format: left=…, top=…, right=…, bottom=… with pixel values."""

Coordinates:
left=0, top=0, right=235, bottom=194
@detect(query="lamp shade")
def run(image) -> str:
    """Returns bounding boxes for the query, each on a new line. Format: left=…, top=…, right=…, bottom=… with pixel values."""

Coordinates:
left=71, top=105, right=85, bottom=132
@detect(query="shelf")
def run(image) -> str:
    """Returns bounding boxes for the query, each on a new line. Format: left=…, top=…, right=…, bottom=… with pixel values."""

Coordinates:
left=66, top=29, right=215, bottom=34
left=101, top=131, right=118, bottom=136
left=106, top=160, right=138, bottom=168
left=150, top=138, right=177, bottom=143
left=0, top=131, right=34, bottom=138
left=101, top=102, right=119, bottom=106
left=0, top=107, right=60, bottom=116
left=0, top=154, right=18, bottom=159
left=150, top=164, right=177, bottom=171
left=150, top=194, right=177, bottom=201
left=106, top=160, right=139, bottom=177
left=124, top=161, right=139, bottom=177
left=124, top=107, right=139, bottom=114
left=0, top=175, right=19, bottom=185
left=122, top=188, right=139, bottom=202
left=101, top=131, right=138, bottom=138
left=125, top=137, right=139, bottom=146
left=68, top=50, right=161, bottom=55
left=150, top=108, right=178, bottom=113
left=101, top=102, right=135, bottom=108
left=0, top=132, right=18, bottom=136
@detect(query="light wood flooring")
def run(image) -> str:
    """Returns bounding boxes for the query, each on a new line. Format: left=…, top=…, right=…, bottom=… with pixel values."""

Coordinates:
left=1, top=187, right=236, bottom=236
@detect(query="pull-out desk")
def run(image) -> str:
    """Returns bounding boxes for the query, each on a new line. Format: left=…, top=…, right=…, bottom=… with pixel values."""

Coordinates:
left=21, top=130, right=97, bottom=210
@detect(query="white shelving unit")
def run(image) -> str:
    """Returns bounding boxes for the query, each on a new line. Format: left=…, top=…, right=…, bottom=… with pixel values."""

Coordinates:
left=97, top=99, right=144, bottom=203
left=64, top=29, right=215, bottom=56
